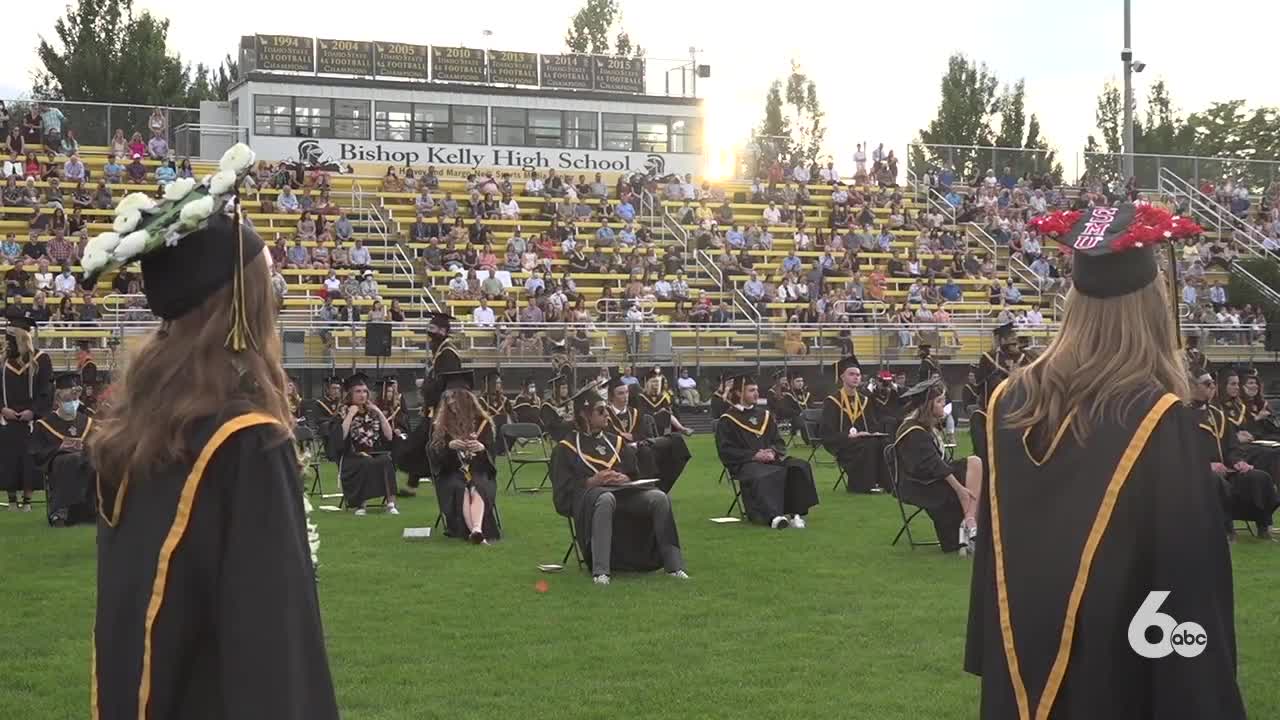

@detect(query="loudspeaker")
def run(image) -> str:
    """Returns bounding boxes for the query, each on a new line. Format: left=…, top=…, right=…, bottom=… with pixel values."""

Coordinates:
left=1267, top=322, right=1280, bottom=352
left=365, top=322, right=392, bottom=357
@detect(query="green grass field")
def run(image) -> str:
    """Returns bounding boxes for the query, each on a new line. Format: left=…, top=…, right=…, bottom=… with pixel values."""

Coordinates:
left=1, top=434, right=1277, bottom=719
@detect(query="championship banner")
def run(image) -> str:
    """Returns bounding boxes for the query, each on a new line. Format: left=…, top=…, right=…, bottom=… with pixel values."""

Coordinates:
left=317, top=38, right=373, bottom=76
left=431, top=46, right=487, bottom=83
left=540, top=54, right=593, bottom=90
left=256, top=34, right=314, bottom=73
left=488, top=50, right=538, bottom=86
left=593, top=56, right=645, bottom=93
left=374, top=42, right=428, bottom=80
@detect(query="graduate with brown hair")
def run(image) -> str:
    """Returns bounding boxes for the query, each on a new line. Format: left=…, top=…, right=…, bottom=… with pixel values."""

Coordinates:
left=965, top=204, right=1242, bottom=719
left=430, top=369, right=501, bottom=543
left=821, top=356, right=888, bottom=493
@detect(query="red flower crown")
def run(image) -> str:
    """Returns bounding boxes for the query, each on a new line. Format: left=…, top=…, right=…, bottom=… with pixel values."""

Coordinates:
left=1027, top=205, right=1202, bottom=254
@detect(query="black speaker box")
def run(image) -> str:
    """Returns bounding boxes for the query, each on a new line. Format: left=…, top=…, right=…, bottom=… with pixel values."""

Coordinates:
left=365, top=322, right=392, bottom=357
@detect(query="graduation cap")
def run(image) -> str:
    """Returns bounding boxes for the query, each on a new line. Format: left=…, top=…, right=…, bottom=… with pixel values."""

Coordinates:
left=4, top=309, right=34, bottom=333
left=323, top=375, right=343, bottom=387
left=55, top=371, right=82, bottom=390
left=918, top=343, right=932, bottom=356
left=899, top=377, right=945, bottom=411
left=571, top=381, right=608, bottom=414
left=549, top=373, right=570, bottom=388
left=78, top=144, right=262, bottom=351
left=439, top=369, right=474, bottom=391
left=834, top=355, right=861, bottom=380
left=427, top=312, right=455, bottom=334
left=1028, top=203, right=1201, bottom=299
left=727, top=372, right=757, bottom=395
left=344, top=372, right=370, bottom=391
left=606, top=373, right=628, bottom=391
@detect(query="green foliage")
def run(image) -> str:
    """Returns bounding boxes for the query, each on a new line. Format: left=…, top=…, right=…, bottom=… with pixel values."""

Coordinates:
left=564, top=0, right=643, bottom=57
left=1230, top=258, right=1280, bottom=318
left=916, top=54, right=1061, bottom=182
left=34, top=0, right=235, bottom=106
left=752, top=63, right=825, bottom=169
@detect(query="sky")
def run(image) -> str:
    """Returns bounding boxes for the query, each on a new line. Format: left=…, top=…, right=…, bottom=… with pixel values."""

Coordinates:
left=3, top=0, right=1278, bottom=179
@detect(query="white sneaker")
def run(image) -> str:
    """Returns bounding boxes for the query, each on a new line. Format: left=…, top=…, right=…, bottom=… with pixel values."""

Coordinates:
left=354, top=507, right=368, bottom=517
left=958, top=526, right=970, bottom=557
left=20, top=502, right=31, bottom=513
left=770, top=515, right=790, bottom=529
left=791, top=514, right=807, bottom=529
left=669, top=570, right=690, bottom=580
left=386, top=505, right=400, bottom=516
left=593, top=575, right=611, bottom=585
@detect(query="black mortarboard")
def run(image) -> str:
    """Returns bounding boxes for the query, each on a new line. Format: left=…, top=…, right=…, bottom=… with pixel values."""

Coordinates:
left=324, top=375, right=343, bottom=387
left=427, top=312, right=455, bottom=333
left=138, top=213, right=265, bottom=321
left=899, top=377, right=945, bottom=410
left=382, top=374, right=399, bottom=385
left=1032, top=203, right=1200, bottom=299
left=550, top=373, right=570, bottom=388
left=344, top=372, right=370, bottom=391
left=835, top=355, right=861, bottom=378
left=439, top=369, right=474, bottom=390
left=994, top=322, right=1016, bottom=342
left=571, top=381, right=607, bottom=413
left=4, top=309, right=34, bottom=332
left=606, top=374, right=628, bottom=391
left=918, top=343, right=932, bottom=354
left=728, top=372, right=756, bottom=395
left=55, top=371, right=82, bottom=390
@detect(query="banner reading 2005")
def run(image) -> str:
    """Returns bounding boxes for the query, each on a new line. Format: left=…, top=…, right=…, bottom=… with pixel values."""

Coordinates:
left=374, top=42, right=428, bottom=80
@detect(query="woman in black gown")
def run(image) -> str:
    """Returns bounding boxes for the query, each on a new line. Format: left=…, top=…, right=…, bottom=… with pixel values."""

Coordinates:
left=337, top=373, right=399, bottom=515
left=430, top=370, right=501, bottom=543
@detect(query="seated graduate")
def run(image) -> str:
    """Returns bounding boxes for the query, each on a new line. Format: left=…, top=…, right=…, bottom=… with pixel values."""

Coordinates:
left=1241, top=371, right=1280, bottom=441
left=1189, top=369, right=1278, bottom=540
left=335, top=372, right=400, bottom=515
left=916, top=343, right=941, bottom=383
left=31, top=371, right=96, bottom=527
left=511, top=377, right=543, bottom=427
left=539, top=373, right=575, bottom=442
left=785, top=373, right=817, bottom=443
left=605, top=374, right=690, bottom=494
left=892, top=378, right=983, bottom=554
left=479, top=372, right=512, bottom=455
left=869, top=370, right=904, bottom=434
left=308, top=375, right=345, bottom=461
left=376, top=376, right=409, bottom=435
left=430, top=370, right=501, bottom=543
left=715, top=373, right=819, bottom=529
left=821, top=356, right=889, bottom=494
left=633, top=369, right=694, bottom=436
left=709, top=375, right=730, bottom=419
left=766, top=370, right=801, bottom=439
left=551, top=382, right=688, bottom=585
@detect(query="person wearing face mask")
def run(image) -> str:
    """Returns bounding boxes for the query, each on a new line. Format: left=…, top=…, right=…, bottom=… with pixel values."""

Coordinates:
left=2, top=310, right=53, bottom=511
left=30, top=372, right=95, bottom=526
left=512, top=378, right=542, bottom=426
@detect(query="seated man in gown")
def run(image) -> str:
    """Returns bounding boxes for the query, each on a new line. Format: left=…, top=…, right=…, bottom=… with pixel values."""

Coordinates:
left=430, top=370, right=501, bottom=543
left=715, top=373, right=819, bottom=529
left=331, top=373, right=399, bottom=516
left=821, top=356, right=889, bottom=493
left=605, top=374, right=691, bottom=494
left=30, top=372, right=96, bottom=527
left=551, top=381, right=688, bottom=586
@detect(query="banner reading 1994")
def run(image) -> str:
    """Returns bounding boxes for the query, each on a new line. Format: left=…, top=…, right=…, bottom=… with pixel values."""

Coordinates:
left=256, top=34, right=314, bottom=73
left=373, top=42, right=428, bottom=80
left=431, top=46, right=487, bottom=83
left=317, top=38, right=373, bottom=76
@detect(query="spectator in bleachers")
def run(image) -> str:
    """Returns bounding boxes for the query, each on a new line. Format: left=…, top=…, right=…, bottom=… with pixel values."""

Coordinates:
left=155, top=159, right=176, bottom=185
left=20, top=106, right=42, bottom=145
left=344, top=238, right=370, bottom=271
left=145, top=130, right=168, bottom=160
left=2, top=175, right=22, bottom=206
left=29, top=290, right=51, bottom=322
left=62, top=152, right=86, bottom=183
left=286, top=237, right=311, bottom=269
left=296, top=211, right=317, bottom=241
left=23, top=228, right=47, bottom=262
left=41, top=178, right=64, bottom=209
left=2, top=151, right=20, bottom=179
left=125, top=153, right=146, bottom=183
left=380, top=166, right=402, bottom=193
left=357, top=270, right=379, bottom=299
left=38, top=104, right=66, bottom=152
left=367, top=298, right=388, bottom=323
left=6, top=126, right=23, bottom=157
left=322, top=269, right=341, bottom=297
left=70, top=181, right=90, bottom=211
left=60, top=129, right=80, bottom=157
left=331, top=210, right=353, bottom=242
left=53, top=294, right=77, bottom=323
left=0, top=233, right=19, bottom=263
left=47, top=228, right=74, bottom=267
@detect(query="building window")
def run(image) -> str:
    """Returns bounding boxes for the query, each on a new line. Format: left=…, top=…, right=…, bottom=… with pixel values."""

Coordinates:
left=670, top=116, right=700, bottom=154
left=333, top=99, right=371, bottom=140
left=413, top=104, right=449, bottom=143
left=492, top=107, right=527, bottom=146
left=564, top=111, right=597, bottom=149
left=527, top=110, right=563, bottom=148
left=492, top=108, right=598, bottom=149
left=253, top=95, right=293, bottom=137
left=602, top=113, right=634, bottom=151
left=450, top=105, right=487, bottom=144
left=292, top=97, right=331, bottom=138
left=375, top=101, right=412, bottom=142
left=635, top=116, right=670, bottom=153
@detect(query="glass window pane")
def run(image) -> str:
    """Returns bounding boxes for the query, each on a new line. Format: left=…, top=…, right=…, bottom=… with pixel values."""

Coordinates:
left=495, top=126, right=525, bottom=146
left=375, top=101, right=411, bottom=142
left=603, top=131, right=632, bottom=151
left=451, top=105, right=486, bottom=126
left=334, top=100, right=370, bottom=140
left=530, top=127, right=562, bottom=148
left=492, top=107, right=525, bottom=126
left=294, top=98, right=331, bottom=118
left=602, top=113, right=633, bottom=133
left=414, top=104, right=449, bottom=124
left=528, top=110, right=562, bottom=129
left=565, top=129, right=596, bottom=150
left=452, top=123, right=485, bottom=144
left=565, top=111, right=598, bottom=130
left=256, top=95, right=291, bottom=116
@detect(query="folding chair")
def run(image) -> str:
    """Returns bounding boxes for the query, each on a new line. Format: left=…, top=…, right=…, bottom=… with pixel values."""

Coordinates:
left=799, top=408, right=847, bottom=491
left=884, top=443, right=939, bottom=549
left=501, top=423, right=552, bottom=492
left=712, top=426, right=747, bottom=520
left=335, top=453, right=389, bottom=511
left=562, top=515, right=585, bottom=568
left=428, top=450, right=506, bottom=538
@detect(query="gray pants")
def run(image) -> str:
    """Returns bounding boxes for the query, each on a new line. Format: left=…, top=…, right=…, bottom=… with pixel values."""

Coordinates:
left=591, top=489, right=684, bottom=577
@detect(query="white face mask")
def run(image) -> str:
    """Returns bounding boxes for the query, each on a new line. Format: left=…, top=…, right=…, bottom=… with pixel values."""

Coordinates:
left=61, top=399, right=80, bottom=415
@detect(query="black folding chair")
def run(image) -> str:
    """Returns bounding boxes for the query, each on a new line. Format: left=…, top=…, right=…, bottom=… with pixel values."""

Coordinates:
left=501, top=423, right=552, bottom=492
left=429, top=449, right=506, bottom=538
left=563, top=515, right=585, bottom=568
left=885, top=443, right=939, bottom=549
left=799, top=408, right=847, bottom=491
left=712, top=425, right=746, bottom=520
left=335, top=453, right=389, bottom=511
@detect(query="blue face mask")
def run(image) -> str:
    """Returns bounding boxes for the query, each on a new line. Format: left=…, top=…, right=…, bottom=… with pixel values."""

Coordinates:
left=60, top=400, right=80, bottom=415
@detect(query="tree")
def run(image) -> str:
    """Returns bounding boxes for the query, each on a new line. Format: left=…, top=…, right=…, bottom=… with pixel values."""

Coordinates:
left=563, top=0, right=643, bottom=57
left=994, top=80, right=1026, bottom=149
left=916, top=54, right=1000, bottom=179
left=748, top=81, right=791, bottom=175
left=784, top=63, right=825, bottom=166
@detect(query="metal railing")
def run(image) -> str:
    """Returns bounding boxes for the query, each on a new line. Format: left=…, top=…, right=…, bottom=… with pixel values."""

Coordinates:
left=3, top=98, right=200, bottom=149
left=1158, top=168, right=1277, bottom=262
left=1086, top=151, right=1280, bottom=195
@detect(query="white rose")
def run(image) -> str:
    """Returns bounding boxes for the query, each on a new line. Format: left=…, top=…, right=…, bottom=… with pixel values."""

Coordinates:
left=179, top=195, right=216, bottom=226
left=114, top=192, right=156, bottom=217
left=86, top=231, right=122, bottom=256
left=208, top=169, right=238, bottom=196
left=113, top=210, right=142, bottom=234
left=112, top=230, right=150, bottom=263
left=162, top=178, right=197, bottom=202
left=81, top=246, right=111, bottom=276
left=218, top=143, right=256, bottom=174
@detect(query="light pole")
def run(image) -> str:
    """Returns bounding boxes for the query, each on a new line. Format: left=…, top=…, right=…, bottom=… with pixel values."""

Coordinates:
left=1121, top=0, right=1134, bottom=180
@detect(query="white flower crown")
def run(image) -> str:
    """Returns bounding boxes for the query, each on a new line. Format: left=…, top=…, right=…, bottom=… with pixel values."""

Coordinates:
left=81, top=143, right=257, bottom=280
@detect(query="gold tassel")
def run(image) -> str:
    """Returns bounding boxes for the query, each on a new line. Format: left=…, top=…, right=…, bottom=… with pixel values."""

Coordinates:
left=224, top=200, right=258, bottom=353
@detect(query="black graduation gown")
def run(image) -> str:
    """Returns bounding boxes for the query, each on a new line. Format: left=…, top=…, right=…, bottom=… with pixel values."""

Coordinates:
left=481, top=393, right=513, bottom=456
left=917, top=357, right=941, bottom=383
left=1193, top=401, right=1279, bottom=530
left=422, top=337, right=463, bottom=414
left=79, top=357, right=100, bottom=411
left=0, top=351, right=53, bottom=493
left=429, top=418, right=501, bottom=540
left=336, top=411, right=396, bottom=508
left=540, top=400, right=574, bottom=442
left=965, top=384, right=1244, bottom=720
left=893, top=419, right=967, bottom=551
left=30, top=411, right=96, bottom=525
left=94, top=409, right=338, bottom=720
left=969, top=349, right=1031, bottom=471
left=821, top=388, right=888, bottom=493
left=715, top=406, right=819, bottom=523
left=550, top=430, right=681, bottom=572
left=709, top=392, right=728, bottom=420
left=307, top=398, right=343, bottom=462
left=608, top=403, right=690, bottom=495
left=511, top=395, right=542, bottom=427
left=870, top=389, right=903, bottom=435
left=629, top=393, right=693, bottom=494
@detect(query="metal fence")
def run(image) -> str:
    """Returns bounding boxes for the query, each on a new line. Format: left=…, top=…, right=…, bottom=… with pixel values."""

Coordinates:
left=909, top=144, right=1062, bottom=187
left=3, top=98, right=201, bottom=149
left=1083, top=152, right=1280, bottom=195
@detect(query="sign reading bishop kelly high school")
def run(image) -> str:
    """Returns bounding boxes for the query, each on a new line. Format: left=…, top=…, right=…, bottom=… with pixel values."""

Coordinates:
left=248, top=136, right=697, bottom=177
